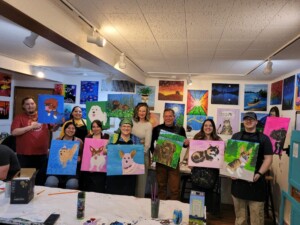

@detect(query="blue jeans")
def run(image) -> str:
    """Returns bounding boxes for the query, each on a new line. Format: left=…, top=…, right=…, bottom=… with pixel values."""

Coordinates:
left=45, top=176, right=78, bottom=189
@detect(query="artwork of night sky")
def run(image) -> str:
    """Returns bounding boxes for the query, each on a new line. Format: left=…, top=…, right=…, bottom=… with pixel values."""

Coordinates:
left=187, top=90, right=208, bottom=115
left=240, top=112, right=268, bottom=132
left=0, top=73, right=11, bottom=97
left=0, top=101, right=9, bottom=119
left=282, top=75, right=295, bottom=110
left=80, top=81, right=99, bottom=104
left=295, top=74, right=300, bottom=110
left=158, top=81, right=184, bottom=101
left=54, top=84, right=77, bottom=103
left=270, top=80, right=283, bottom=105
left=165, top=103, right=185, bottom=126
left=244, top=84, right=267, bottom=111
left=211, top=83, right=239, bottom=105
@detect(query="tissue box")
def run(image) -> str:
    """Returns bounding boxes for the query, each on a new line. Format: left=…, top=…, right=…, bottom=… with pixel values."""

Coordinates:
left=10, top=168, right=36, bottom=204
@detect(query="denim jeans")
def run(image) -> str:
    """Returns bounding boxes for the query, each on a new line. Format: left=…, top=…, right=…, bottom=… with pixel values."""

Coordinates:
left=45, top=175, right=79, bottom=189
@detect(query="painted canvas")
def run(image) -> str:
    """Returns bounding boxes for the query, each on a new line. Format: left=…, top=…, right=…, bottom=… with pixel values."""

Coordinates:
left=0, top=73, right=11, bottom=97
left=158, top=80, right=184, bottom=101
left=101, top=80, right=135, bottom=92
left=263, top=117, right=290, bottom=155
left=188, top=140, right=225, bottom=169
left=47, top=140, right=80, bottom=175
left=152, top=130, right=185, bottom=168
left=0, top=101, right=9, bottom=119
left=106, top=144, right=144, bottom=176
left=80, top=81, right=99, bottom=104
left=220, top=139, right=259, bottom=181
left=187, top=90, right=208, bottom=115
left=187, top=115, right=214, bottom=133
left=282, top=75, right=295, bottom=110
left=270, top=80, right=283, bottom=105
left=136, top=85, right=155, bottom=110
left=107, top=94, right=139, bottom=118
left=216, top=108, right=240, bottom=136
left=295, top=74, right=300, bottom=110
left=189, top=191, right=206, bottom=225
left=150, top=112, right=160, bottom=128
left=244, top=84, right=267, bottom=111
left=80, top=138, right=109, bottom=172
left=240, top=112, right=268, bottom=132
left=54, top=84, right=77, bottom=103
left=37, top=94, right=64, bottom=124
left=86, top=101, right=110, bottom=130
left=165, top=103, right=185, bottom=126
left=211, top=83, right=239, bottom=105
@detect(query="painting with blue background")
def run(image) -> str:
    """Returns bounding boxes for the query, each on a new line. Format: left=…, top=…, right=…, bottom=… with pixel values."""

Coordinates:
left=165, top=103, right=185, bottom=126
left=38, top=94, right=64, bottom=124
left=244, top=84, right=267, bottom=111
left=80, top=81, right=99, bottom=104
left=211, top=83, right=239, bottom=105
left=282, top=75, right=295, bottom=110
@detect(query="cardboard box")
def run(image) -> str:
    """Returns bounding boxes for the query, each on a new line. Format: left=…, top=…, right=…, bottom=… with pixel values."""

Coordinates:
left=10, top=168, right=36, bottom=204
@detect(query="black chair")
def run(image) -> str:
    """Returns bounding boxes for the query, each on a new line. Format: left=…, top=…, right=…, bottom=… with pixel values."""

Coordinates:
left=1, top=135, right=16, bottom=152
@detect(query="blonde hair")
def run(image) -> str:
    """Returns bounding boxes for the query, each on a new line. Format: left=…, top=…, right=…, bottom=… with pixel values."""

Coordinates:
left=133, top=103, right=150, bottom=122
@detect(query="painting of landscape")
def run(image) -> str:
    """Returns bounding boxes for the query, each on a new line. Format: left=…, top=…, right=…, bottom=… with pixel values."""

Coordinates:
left=187, top=90, right=208, bottom=115
left=158, top=80, right=184, bottom=101
left=270, top=80, right=283, bottom=105
left=282, top=75, right=295, bottom=110
left=244, top=84, right=267, bottom=111
left=211, top=83, right=239, bottom=105
left=165, top=103, right=185, bottom=126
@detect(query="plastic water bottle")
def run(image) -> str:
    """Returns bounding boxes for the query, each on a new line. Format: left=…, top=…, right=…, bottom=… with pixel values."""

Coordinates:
left=77, top=191, right=85, bottom=219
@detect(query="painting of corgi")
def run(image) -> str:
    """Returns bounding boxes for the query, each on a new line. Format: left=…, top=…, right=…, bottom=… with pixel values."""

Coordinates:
left=119, top=150, right=144, bottom=175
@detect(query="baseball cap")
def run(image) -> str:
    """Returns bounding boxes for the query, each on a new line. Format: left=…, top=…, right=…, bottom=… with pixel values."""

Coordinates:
left=243, top=112, right=257, bottom=120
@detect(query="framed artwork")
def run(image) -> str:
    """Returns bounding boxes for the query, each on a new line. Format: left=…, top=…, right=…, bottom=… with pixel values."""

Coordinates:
left=188, top=140, right=225, bottom=168
left=165, top=103, right=185, bottom=126
left=220, top=139, right=259, bottom=181
left=80, top=81, right=99, bottom=104
left=216, top=108, right=240, bottom=136
left=282, top=75, right=295, bottom=110
left=107, top=94, right=139, bottom=118
left=136, top=85, right=155, bottom=110
left=158, top=80, right=184, bottom=101
left=37, top=94, right=64, bottom=124
left=0, top=73, right=11, bottom=97
left=187, top=115, right=213, bottom=133
left=295, top=74, right=300, bottom=110
left=240, top=112, right=268, bottom=132
left=106, top=144, right=144, bottom=176
left=187, top=90, right=208, bottom=115
left=0, top=101, right=9, bottom=119
left=244, top=84, right=267, bottom=111
left=47, top=140, right=80, bottom=175
left=54, top=84, right=77, bottom=103
left=86, top=101, right=110, bottom=130
left=80, top=138, right=109, bottom=172
left=211, top=83, right=239, bottom=105
left=101, top=80, right=135, bottom=92
left=149, top=112, right=160, bottom=128
left=270, top=80, right=283, bottom=105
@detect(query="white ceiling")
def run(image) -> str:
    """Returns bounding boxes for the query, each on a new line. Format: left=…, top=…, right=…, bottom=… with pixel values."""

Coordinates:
left=0, top=0, right=300, bottom=82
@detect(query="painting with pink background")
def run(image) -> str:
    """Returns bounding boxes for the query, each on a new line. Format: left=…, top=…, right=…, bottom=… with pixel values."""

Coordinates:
left=80, top=138, right=109, bottom=172
left=188, top=140, right=225, bottom=168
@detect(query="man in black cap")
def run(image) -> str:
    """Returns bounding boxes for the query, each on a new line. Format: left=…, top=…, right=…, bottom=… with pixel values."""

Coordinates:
left=230, top=112, right=273, bottom=225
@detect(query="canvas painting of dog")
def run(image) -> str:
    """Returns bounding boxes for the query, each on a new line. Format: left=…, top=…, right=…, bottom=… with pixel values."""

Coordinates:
left=152, top=129, right=185, bottom=168
left=47, top=140, right=80, bottom=175
left=86, top=101, right=110, bottom=130
left=188, top=140, right=225, bottom=169
left=106, top=144, right=144, bottom=176
left=81, top=138, right=109, bottom=172
left=38, top=94, right=64, bottom=124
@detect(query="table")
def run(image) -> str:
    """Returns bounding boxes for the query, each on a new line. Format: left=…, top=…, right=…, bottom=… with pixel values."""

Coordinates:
left=0, top=185, right=189, bottom=225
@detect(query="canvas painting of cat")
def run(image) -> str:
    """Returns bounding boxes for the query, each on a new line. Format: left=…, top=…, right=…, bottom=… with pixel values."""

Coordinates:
left=216, top=108, right=240, bottom=136
left=220, top=139, right=259, bottom=181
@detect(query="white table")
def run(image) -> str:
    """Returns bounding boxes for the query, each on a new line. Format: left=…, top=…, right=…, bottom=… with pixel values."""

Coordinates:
left=0, top=185, right=189, bottom=225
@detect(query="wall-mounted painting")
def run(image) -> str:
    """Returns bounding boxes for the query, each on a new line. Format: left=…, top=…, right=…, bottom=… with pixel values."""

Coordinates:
left=54, top=84, right=77, bottom=103
left=240, top=112, right=268, bottom=132
left=81, top=138, right=109, bottom=172
left=0, top=101, right=9, bottom=119
left=263, top=117, right=290, bottom=155
left=37, top=94, right=64, bottom=124
left=187, top=115, right=214, bottom=133
left=80, top=81, right=99, bottom=104
left=150, top=112, right=160, bottom=128
left=107, top=94, right=139, bottom=118
left=187, top=90, right=208, bottom=115
left=188, top=140, right=225, bottom=169
left=165, top=103, right=185, bottom=126
left=158, top=81, right=184, bottom=101
left=295, top=74, right=300, bottom=110
left=106, top=144, right=144, bottom=176
left=0, top=73, right=11, bottom=97
left=101, top=80, right=135, bottom=92
left=136, top=85, right=155, bottom=110
left=244, top=84, right=267, bottom=111
left=47, top=140, right=80, bottom=175
left=220, top=139, right=259, bottom=181
left=270, top=80, right=283, bottom=105
left=211, top=83, right=239, bottom=105
left=216, top=108, right=240, bottom=136
left=86, top=101, right=110, bottom=130
left=282, top=75, right=295, bottom=110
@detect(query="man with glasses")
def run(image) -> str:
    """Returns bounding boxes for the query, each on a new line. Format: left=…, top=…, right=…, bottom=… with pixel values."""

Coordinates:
left=230, top=112, right=273, bottom=225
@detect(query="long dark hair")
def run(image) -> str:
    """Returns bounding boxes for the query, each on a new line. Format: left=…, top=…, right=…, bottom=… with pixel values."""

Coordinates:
left=193, top=119, right=221, bottom=140
left=133, top=102, right=150, bottom=122
left=69, top=106, right=82, bottom=120
left=91, top=119, right=103, bottom=130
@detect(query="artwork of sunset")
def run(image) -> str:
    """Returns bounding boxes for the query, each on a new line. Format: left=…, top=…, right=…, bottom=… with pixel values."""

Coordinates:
left=158, top=80, right=184, bottom=101
left=187, top=90, right=208, bottom=115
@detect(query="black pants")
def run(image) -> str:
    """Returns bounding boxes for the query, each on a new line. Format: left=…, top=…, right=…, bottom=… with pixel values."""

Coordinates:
left=80, top=172, right=106, bottom=193
left=106, top=175, right=136, bottom=196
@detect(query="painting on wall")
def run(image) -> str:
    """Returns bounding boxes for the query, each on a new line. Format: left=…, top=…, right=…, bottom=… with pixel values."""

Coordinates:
left=149, top=112, right=160, bottom=128
left=187, top=90, right=208, bottom=115
left=216, top=108, right=240, bottom=136
left=187, top=115, right=213, bottom=134
left=136, top=85, right=155, bottom=110
left=47, top=140, right=80, bottom=175
left=63, top=104, right=73, bottom=121
left=152, top=130, right=185, bottom=168
left=106, top=144, right=144, bottom=176
left=244, top=84, right=267, bottom=111
left=86, top=101, right=110, bottom=130
left=80, top=138, right=109, bottom=172
left=220, top=139, right=259, bottom=181
left=54, top=84, right=77, bottom=103
left=295, top=74, right=300, bottom=110
left=37, top=94, right=64, bottom=124
left=188, top=140, right=225, bottom=168
left=0, top=73, right=11, bottom=97
left=165, top=103, right=185, bottom=126
left=240, top=112, right=268, bottom=132
left=282, top=75, right=295, bottom=110
left=158, top=81, right=184, bottom=101
left=270, top=80, right=283, bottom=105
left=263, top=117, right=290, bottom=155
left=0, top=101, right=9, bottom=119
left=211, top=83, right=239, bottom=105
left=101, top=80, right=135, bottom=92
left=107, top=94, right=139, bottom=118
left=80, top=81, right=99, bottom=104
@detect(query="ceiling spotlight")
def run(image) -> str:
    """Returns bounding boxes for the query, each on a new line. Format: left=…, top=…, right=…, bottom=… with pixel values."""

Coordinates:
left=87, top=30, right=106, bottom=47
left=73, top=54, right=81, bottom=68
left=119, top=52, right=126, bottom=69
left=23, top=32, right=39, bottom=48
left=36, top=71, right=45, bottom=78
left=263, top=59, right=273, bottom=75
left=187, top=75, right=193, bottom=86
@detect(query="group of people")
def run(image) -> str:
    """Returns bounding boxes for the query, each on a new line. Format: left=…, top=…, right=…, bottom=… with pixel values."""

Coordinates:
left=0, top=95, right=275, bottom=225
